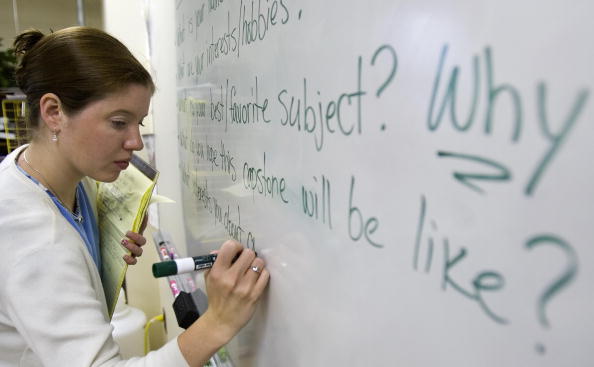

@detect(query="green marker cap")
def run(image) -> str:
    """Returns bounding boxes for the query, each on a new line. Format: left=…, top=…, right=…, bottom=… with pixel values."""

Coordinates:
left=152, top=260, right=178, bottom=278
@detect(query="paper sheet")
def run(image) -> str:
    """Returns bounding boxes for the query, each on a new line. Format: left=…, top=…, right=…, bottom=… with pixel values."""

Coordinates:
left=97, top=156, right=158, bottom=318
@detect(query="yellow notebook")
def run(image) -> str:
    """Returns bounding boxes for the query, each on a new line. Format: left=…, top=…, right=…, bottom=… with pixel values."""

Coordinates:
left=97, top=154, right=158, bottom=318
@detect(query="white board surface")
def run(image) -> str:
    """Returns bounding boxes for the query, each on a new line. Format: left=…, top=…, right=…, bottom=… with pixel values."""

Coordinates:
left=173, top=1, right=594, bottom=366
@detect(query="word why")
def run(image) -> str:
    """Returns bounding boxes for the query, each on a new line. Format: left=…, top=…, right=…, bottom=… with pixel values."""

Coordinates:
left=428, top=44, right=590, bottom=196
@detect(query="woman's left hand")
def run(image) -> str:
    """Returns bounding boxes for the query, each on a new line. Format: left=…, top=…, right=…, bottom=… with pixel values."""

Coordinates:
left=122, top=214, right=149, bottom=265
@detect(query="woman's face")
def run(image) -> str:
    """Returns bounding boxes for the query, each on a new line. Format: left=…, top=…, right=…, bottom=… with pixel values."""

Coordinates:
left=57, top=83, right=152, bottom=182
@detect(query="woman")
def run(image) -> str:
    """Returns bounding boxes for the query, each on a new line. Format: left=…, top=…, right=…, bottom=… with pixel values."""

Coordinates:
left=0, top=27, right=269, bottom=366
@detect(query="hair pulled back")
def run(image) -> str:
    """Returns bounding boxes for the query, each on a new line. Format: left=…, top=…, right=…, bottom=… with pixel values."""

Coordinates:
left=13, top=27, right=155, bottom=128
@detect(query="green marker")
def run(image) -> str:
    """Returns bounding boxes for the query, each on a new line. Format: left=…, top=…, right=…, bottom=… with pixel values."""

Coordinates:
left=152, top=254, right=217, bottom=278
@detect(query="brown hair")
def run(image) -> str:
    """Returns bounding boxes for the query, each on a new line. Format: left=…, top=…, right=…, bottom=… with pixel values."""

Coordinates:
left=13, top=27, right=155, bottom=128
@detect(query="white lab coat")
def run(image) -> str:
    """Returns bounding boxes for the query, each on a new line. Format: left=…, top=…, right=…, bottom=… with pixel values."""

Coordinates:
left=0, top=145, right=187, bottom=367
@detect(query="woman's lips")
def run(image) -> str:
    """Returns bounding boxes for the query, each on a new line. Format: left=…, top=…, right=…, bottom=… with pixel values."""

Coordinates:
left=115, top=161, right=129, bottom=170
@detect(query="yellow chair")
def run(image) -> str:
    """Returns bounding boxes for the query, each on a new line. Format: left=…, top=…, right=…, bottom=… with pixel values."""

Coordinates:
left=2, top=99, right=29, bottom=153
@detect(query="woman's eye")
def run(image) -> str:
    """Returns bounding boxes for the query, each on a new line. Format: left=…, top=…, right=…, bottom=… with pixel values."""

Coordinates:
left=139, top=121, right=145, bottom=127
left=111, top=120, right=127, bottom=129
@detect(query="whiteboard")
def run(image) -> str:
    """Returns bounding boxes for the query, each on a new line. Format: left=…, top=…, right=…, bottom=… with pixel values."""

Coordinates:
left=173, top=1, right=594, bottom=365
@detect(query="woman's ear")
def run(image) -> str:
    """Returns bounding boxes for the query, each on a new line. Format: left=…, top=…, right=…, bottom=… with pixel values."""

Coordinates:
left=39, top=93, right=64, bottom=134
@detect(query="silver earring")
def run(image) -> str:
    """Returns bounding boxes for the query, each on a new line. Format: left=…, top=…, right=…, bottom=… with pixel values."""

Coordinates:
left=51, top=132, right=58, bottom=142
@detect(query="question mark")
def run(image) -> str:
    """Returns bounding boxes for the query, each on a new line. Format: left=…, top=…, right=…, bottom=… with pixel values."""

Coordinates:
left=370, top=44, right=398, bottom=131
left=525, top=234, right=578, bottom=354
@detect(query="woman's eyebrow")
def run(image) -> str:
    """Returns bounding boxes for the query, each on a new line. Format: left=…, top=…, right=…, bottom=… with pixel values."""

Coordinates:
left=109, top=109, right=135, bottom=116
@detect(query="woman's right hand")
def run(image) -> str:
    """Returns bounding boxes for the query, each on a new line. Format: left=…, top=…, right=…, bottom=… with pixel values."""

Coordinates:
left=178, top=240, right=269, bottom=366
left=202, top=240, right=269, bottom=342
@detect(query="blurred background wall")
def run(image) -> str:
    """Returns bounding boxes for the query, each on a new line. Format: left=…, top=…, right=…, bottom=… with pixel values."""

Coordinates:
left=0, top=0, right=103, bottom=50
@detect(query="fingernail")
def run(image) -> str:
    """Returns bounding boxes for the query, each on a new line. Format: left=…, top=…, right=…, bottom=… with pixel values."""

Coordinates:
left=121, top=239, right=128, bottom=246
